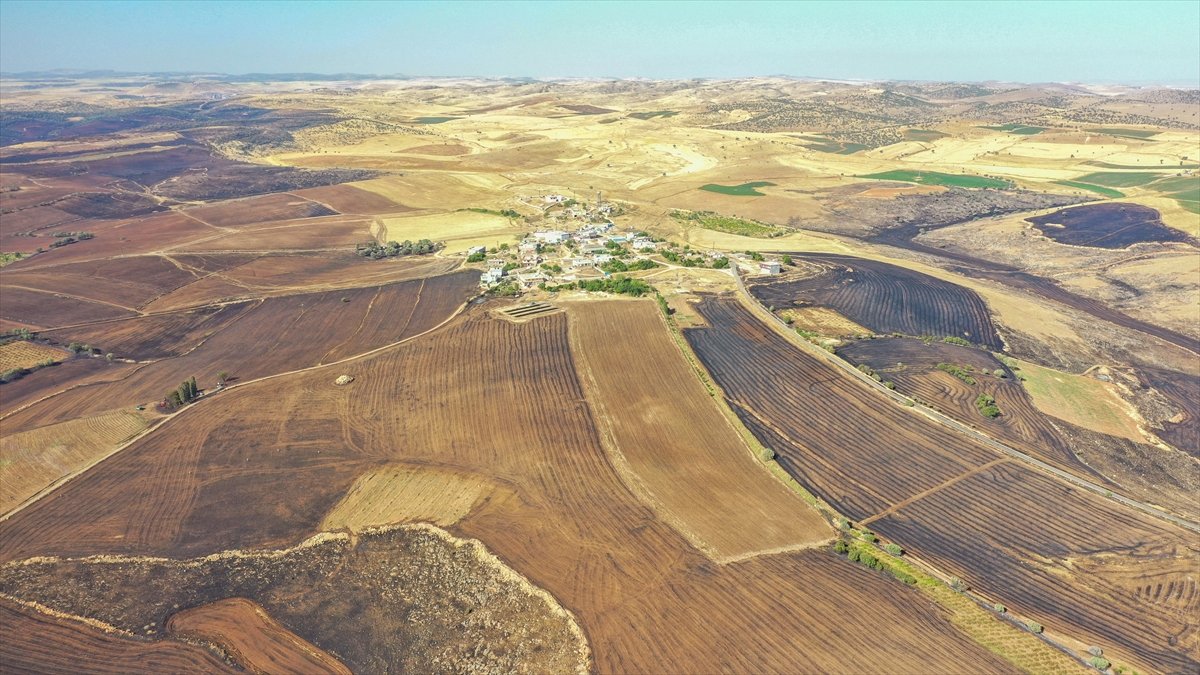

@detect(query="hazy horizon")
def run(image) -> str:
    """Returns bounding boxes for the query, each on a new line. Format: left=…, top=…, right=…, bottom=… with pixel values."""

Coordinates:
left=2, top=0, right=1198, bottom=87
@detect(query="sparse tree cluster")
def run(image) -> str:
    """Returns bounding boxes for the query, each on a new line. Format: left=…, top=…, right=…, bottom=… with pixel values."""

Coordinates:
left=161, top=376, right=199, bottom=411
left=357, top=239, right=440, bottom=259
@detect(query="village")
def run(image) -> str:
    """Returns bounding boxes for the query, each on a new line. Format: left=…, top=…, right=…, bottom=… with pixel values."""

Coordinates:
left=466, top=193, right=785, bottom=296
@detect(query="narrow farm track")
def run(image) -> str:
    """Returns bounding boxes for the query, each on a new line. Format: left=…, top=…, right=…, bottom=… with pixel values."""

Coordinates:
left=697, top=276, right=1200, bottom=672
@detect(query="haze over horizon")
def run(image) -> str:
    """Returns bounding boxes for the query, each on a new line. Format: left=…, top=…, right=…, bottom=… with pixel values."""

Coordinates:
left=1, top=0, right=1198, bottom=87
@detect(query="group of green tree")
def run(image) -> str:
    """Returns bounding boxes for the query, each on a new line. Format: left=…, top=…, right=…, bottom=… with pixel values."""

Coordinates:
left=974, top=393, right=1002, bottom=418
left=161, top=377, right=200, bottom=411
left=47, top=232, right=94, bottom=249
left=599, top=258, right=658, bottom=274
left=357, top=239, right=440, bottom=259
left=543, top=276, right=652, bottom=297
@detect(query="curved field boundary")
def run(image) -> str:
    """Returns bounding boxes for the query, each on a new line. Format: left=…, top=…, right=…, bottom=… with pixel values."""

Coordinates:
left=0, top=598, right=233, bottom=674
left=0, top=275, right=479, bottom=524
left=167, top=598, right=353, bottom=675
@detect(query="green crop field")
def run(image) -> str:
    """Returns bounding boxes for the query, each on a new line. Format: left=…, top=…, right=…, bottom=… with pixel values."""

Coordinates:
left=982, top=123, right=1044, bottom=135
left=859, top=170, right=1011, bottom=189
left=1075, top=171, right=1165, bottom=187
left=1086, top=127, right=1159, bottom=139
left=699, top=181, right=777, bottom=196
left=412, top=116, right=460, bottom=124
left=903, top=129, right=948, bottom=142
left=1053, top=180, right=1124, bottom=198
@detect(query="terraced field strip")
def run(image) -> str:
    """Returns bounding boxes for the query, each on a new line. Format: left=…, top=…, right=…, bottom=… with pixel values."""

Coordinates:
left=501, top=301, right=558, bottom=319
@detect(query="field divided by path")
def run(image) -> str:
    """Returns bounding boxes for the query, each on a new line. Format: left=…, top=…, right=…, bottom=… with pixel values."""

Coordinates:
left=0, top=304, right=1015, bottom=674
left=684, top=295, right=1199, bottom=674
left=2, top=270, right=479, bottom=433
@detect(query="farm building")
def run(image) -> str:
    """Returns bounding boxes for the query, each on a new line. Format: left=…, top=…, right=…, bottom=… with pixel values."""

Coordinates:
left=467, top=245, right=486, bottom=256
left=631, top=238, right=656, bottom=251
left=759, top=261, right=782, bottom=275
left=533, top=230, right=569, bottom=244
left=480, top=268, right=506, bottom=286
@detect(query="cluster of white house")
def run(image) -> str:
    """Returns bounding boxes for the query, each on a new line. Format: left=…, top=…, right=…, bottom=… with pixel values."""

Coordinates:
left=473, top=221, right=665, bottom=289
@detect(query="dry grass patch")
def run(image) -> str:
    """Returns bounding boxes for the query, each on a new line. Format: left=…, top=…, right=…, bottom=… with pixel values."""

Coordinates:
left=779, top=306, right=870, bottom=336
left=322, top=465, right=494, bottom=531
left=1015, top=359, right=1144, bottom=442
left=1, top=410, right=149, bottom=514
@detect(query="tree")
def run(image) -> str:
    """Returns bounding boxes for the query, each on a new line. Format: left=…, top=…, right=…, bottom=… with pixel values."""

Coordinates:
left=217, top=371, right=230, bottom=385
left=781, top=254, right=793, bottom=266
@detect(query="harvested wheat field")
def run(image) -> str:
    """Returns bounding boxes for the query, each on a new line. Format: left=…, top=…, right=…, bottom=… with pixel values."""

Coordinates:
left=1, top=270, right=478, bottom=433
left=568, top=299, right=829, bottom=561
left=0, top=340, right=68, bottom=371
left=0, top=409, right=149, bottom=514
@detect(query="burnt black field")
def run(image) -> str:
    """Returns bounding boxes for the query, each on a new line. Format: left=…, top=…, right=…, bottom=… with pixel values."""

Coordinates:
left=1026, top=203, right=1193, bottom=248
left=751, top=254, right=1005, bottom=349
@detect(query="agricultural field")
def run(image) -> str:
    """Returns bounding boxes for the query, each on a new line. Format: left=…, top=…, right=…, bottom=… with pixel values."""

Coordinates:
left=699, top=180, right=776, bottom=196
left=0, top=304, right=1022, bottom=674
left=750, top=254, right=1005, bottom=349
left=2, top=73, right=1199, bottom=673
left=858, top=169, right=1012, bottom=189
left=685, top=296, right=1199, bottom=673
left=0, top=340, right=68, bottom=371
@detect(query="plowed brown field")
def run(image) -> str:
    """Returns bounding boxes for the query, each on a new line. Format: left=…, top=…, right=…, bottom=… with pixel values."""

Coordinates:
left=0, top=599, right=233, bottom=674
left=167, top=598, right=351, bottom=675
left=184, top=193, right=338, bottom=228
left=0, top=305, right=1016, bottom=674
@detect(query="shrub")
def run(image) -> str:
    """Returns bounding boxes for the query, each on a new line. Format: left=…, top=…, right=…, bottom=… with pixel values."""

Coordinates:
left=949, top=577, right=969, bottom=592
left=833, top=539, right=849, bottom=555
left=936, top=363, right=976, bottom=385
left=860, top=531, right=877, bottom=543
left=466, top=251, right=485, bottom=263
left=993, top=368, right=1006, bottom=378
left=1026, top=621, right=1043, bottom=634
left=993, top=603, right=1007, bottom=613
left=847, top=548, right=861, bottom=562
left=893, top=570, right=917, bottom=585
left=975, top=394, right=1002, bottom=418
left=1088, top=656, right=1111, bottom=671
left=884, top=543, right=903, bottom=556
left=941, top=336, right=971, bottom=346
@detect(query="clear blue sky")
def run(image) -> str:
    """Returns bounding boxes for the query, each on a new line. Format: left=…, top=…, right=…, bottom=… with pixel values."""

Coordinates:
left=2, top=0, right=1197, bottom=85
